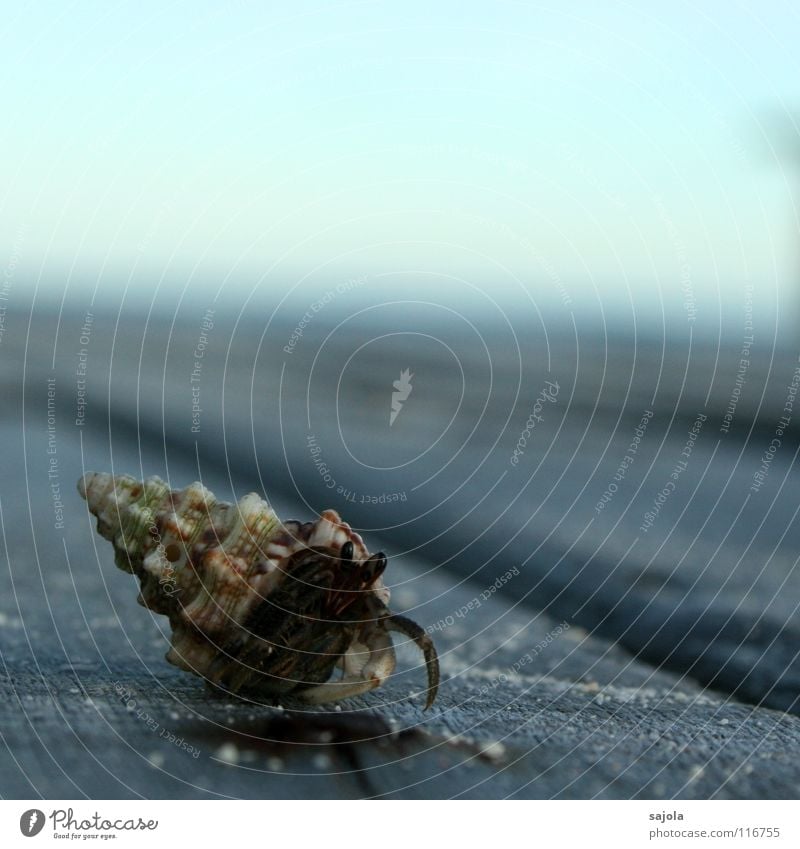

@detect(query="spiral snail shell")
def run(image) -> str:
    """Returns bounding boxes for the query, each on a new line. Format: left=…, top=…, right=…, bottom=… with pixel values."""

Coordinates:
left=78, top=472, right=439, bottom=708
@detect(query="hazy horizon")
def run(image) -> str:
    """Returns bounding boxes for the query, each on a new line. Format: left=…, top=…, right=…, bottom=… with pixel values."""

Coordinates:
left=3, top=1, right=800, bottom=326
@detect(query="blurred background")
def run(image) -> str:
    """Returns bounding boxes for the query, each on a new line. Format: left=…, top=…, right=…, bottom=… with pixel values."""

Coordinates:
left=3, top=1, right=800, bottom=798
left=4, top=0, right=800, bottom=320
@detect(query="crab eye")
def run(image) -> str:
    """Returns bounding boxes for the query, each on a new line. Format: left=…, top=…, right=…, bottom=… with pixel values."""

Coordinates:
left=340, top=541, right=354, bottom=561
left=362, top=552, right=387, bottom=583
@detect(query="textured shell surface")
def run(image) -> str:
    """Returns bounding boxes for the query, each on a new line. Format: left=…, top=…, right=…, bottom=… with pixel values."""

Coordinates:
left=78, top=472, right=438, bottom=708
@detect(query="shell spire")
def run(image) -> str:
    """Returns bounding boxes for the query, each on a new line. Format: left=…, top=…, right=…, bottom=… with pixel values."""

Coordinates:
left=78, top=472, right=438, bottom=708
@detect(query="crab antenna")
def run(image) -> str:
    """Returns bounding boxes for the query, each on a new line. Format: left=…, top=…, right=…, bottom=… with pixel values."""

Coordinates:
left=386, top=614, right=440, bottom=709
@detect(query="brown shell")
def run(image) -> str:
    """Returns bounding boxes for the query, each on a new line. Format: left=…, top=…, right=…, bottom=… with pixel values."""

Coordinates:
left=77, top=472, right=415, bottom=704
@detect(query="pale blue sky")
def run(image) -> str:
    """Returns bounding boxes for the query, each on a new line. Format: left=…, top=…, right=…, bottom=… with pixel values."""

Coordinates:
left=3, top=1, right=800, bottom=318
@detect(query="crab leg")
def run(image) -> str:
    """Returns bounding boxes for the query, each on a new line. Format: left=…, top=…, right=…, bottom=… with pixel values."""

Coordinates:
left=385, top=615, right=440, bottom=709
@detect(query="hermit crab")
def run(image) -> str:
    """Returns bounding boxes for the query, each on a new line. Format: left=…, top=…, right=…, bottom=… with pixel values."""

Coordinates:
left=78, top=473, right=439, bottom=708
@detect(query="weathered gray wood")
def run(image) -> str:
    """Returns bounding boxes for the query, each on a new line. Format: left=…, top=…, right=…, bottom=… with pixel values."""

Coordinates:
left=2, top=302, right=800, bottom=798
left=29, top=305, right=798, bottom=714
left=1, top=419, right=799, bottom=799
